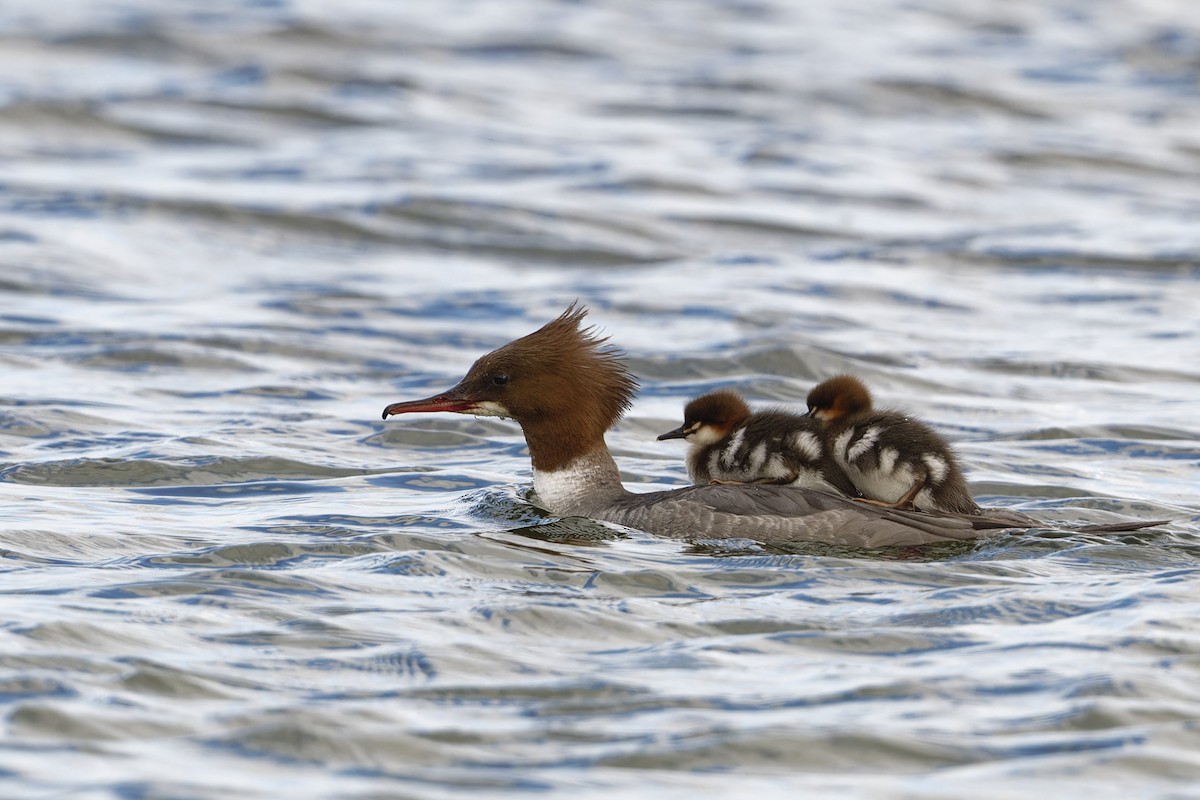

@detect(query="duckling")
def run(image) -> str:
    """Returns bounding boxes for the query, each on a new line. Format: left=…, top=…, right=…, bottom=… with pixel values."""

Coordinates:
left=658, top=389, right=860, bottom=497
left=805, top=375, right=980, bottom=515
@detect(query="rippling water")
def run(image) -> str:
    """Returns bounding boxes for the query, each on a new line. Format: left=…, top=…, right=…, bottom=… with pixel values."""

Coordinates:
left=2, top=0, right=1199, bottom=796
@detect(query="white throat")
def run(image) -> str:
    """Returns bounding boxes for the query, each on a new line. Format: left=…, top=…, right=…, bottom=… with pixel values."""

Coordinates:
left=531, top=449, right=626, bottom=517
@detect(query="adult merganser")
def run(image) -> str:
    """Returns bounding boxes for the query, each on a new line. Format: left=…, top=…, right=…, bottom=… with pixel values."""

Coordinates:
left=805, top=374, right=980, bottom=515
left=657, top=389, right=860, bottom=497
left=381, top=305, right=1159, bottom=547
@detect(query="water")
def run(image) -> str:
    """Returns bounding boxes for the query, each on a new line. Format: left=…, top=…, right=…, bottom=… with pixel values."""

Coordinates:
left=2, top=0, right=1199, bottom=796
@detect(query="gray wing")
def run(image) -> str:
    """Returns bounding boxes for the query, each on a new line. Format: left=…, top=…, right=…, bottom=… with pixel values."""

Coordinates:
left=606, top=484, right=1024, bottom=547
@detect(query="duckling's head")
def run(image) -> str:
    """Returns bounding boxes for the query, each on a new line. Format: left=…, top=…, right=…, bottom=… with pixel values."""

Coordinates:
left=806, top=375, right=873, bottom=424
left=657, top=389, right=751, bottom=446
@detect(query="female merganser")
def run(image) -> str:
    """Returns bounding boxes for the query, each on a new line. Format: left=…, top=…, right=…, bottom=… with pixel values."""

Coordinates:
left=382, top=305, right=1159, bottom=547
left=657, top=389, right=860, bottom=497
left=805, top=375, right=980, bottom=515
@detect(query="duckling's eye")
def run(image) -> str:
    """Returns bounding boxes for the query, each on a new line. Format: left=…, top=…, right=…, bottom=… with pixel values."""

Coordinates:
left=491, top=373, right=510, bottom=386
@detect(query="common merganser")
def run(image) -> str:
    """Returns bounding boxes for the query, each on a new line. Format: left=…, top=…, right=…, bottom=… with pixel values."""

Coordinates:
left=657, top=389, right=860, bottom=497
left=805, top=375, right=980, bottom=515
left=381, top=305, right=1160, bottom=547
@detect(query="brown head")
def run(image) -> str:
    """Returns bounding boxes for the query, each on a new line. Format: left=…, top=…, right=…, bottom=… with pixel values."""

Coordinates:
left=657, top=389, right=751, bottom=446
left=805, top=374, right=873, bottom=424
left=382, top=303, right=638, bottom=471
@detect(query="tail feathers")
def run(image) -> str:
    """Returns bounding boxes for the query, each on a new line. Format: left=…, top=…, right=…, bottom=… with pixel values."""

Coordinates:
left=912, top=507, right=1169, bottom=535
left=1075, top=519, right=1169, bottom=533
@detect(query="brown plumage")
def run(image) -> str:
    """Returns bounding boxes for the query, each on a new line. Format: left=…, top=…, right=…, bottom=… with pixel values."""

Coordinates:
left=384, top=302, right=637, bottom=472
left=806, top=375, right=981, bottom=515
left=658, top=389, right=860, bottom=497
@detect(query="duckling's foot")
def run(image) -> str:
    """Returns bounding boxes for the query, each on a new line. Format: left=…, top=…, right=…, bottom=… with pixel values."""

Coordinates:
left=748, top=474, right=796, bottom=489
left=854, top=496, right=914, bottom=510
left=853, top=477, right=925, bottom=512
left=753, top=473, right=799, bottom=486
left=710, top=474, right=798, bottom=487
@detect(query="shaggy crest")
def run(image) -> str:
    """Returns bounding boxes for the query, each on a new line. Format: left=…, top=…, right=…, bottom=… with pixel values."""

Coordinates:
left=451, top=303, right=638, bottom=470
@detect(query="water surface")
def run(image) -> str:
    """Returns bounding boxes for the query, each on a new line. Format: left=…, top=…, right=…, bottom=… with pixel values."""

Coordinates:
left=1, top=1, right=1199, bottom=797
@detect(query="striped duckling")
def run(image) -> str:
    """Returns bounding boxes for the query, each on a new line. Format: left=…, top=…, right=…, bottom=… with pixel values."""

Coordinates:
left=657, top=389, right=860, bottom=497
left=805, top=375, right=980, bottom=515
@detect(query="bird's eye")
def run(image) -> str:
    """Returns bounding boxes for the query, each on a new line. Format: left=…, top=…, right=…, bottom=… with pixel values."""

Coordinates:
left=492, top=373, right=510, bottom=386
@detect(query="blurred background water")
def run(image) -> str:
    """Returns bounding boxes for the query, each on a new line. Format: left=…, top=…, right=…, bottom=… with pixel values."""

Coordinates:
left=1, top=0, right=1199, bottom=797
